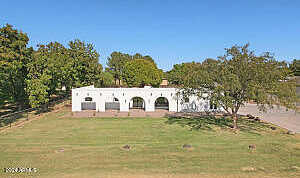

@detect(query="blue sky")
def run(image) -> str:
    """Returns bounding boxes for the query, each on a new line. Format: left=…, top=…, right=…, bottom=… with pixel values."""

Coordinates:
left=1, top=0, right=300, bottom=71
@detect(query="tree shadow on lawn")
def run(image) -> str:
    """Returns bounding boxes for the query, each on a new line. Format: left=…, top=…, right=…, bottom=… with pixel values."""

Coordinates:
left=0, top=99, right=68, bottom=128
left=165, top=113, right=275, bottom=134
left=34, top=97, right=68, bottom=115
left=0, top=102, right=21, bottom=117
left=0, top=112, right=26, bottom=128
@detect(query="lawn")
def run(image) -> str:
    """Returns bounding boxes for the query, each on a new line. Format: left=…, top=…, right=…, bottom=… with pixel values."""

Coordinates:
left=0, top=108, right=300, bottom=178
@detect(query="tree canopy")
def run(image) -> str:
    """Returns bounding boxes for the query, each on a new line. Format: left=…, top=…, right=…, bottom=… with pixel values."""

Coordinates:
left=106, top=52, right=157, bottom=85
left=167, top=62, right=200, bottom=86
left=1, top=24, right=105, bottom=109
left=95, top=71, right=114, bottom=88
left=122, top=59, right=163, bottom=87
left=106, top=52, right=131, bottom=85
left=26, top=40, right=102, bottom=107
left=0, top=24, right=32, bottom=108
left=68, top=39, right=102, bottom=88
left=1, top=23, right=298, bottom=116
left=179, top=44, right=297, bottom=129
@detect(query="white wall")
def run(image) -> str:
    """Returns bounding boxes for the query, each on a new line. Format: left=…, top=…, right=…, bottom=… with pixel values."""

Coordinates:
left=72, top=86, right=220, bottom=112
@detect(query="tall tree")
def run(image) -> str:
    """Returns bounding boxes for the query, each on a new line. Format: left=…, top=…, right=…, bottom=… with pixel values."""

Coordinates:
left=107, top=52, right=157, bottom=85
left=0, top=24, right=32, bottom=108
left=122, top=59, right=163, bottom=87
left=68, top=39, right=102, bottom=88
left=26, top=42, right=67, bottom=107
left=182, top=44, right=297, bottom=129
left=107, top=52, right=131, bottom=85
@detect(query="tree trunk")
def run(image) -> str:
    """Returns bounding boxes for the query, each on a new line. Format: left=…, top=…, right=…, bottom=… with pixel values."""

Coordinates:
left=232, top=113, right=238, bottom=129
left=18, top=103, right=23, bottom=111
left=42, top=103, right=48, bottom=112
left=17, top=101, right=25, bottom=111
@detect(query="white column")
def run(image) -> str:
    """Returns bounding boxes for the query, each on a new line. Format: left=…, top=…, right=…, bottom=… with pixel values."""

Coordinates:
left=145, top=98, right=155, bottom=112
left=72, top=89, right=81, bottom=111
left=168, top=98, right=178, bottom=112
left=97, top=100, right=105, bottom=112
left=120, top=98, right=129, bottom=112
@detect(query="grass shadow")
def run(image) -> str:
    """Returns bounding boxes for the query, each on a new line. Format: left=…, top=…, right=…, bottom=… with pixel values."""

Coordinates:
left=0, top=95, right=70, bottom=128
left=165, top=113, right=275, bottom=134
left=34, top=95, right=70, bottom=115
left=0, top=103, right=22, bottom=117
left=165, top=115, right=231, bottom=131
left=237, top=116, right=276, bottom=133
left=0, top=113, right=26, bottom=128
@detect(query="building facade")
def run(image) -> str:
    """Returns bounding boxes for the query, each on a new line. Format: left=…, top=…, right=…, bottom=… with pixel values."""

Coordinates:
left=72, top=85, right=220, bottom=112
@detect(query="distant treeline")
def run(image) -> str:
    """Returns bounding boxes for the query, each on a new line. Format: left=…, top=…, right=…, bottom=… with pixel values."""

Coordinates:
left=0, top=24, right=163, bottom=108
left=0, top=23, right=299, bottom=112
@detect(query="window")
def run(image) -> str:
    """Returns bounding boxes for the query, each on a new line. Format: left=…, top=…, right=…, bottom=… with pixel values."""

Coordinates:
left=85, top=97, right=93, bottom=102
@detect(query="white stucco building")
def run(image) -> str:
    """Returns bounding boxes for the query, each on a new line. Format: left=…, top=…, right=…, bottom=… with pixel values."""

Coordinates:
left=72, top=85, right=219, bottom=112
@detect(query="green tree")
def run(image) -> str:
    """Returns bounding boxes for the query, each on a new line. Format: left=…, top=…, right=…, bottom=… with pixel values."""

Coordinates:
left=290, top=59, right=300, bottom=76
left=167, top=62, right=200, bottom=85
left=107, top=52, right=131, bottom=85
left=0, top=24, right=32, bottom=109
left=133, top=53, right=155, bottom=64
left=26, top=75, right=51, bottom=108
left=96, top=71, right=114, bottom=87
left=68, top=39, right=102, bottom=88
left=182, top=44, right=297, bottom=129
left=26, top=42, right=67, bottom=107
left=122, top=59, right=163, bottom=87
left=107, top=52, right=157, bottom=86
left=26, top=40, right=102, bottom=108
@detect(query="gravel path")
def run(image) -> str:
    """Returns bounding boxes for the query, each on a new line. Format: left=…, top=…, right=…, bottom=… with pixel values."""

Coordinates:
left=238, top=104, right=300, bottom=133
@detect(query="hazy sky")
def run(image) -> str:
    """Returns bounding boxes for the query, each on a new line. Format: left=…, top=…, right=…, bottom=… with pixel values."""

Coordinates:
left=1, top=0, right=299, bottom=71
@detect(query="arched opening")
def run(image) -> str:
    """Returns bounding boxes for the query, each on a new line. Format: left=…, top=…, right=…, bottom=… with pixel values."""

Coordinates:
left=155, top=97, right=169, bottom=110
left=81, top=97, right=96, bottom=110
left=129, top=97, right=145, bottom=110
left=105, top=97, right=120, bottom=111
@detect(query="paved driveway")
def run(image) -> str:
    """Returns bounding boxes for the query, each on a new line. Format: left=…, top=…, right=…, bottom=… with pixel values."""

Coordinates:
left=238, top=104, right=300, bottom=133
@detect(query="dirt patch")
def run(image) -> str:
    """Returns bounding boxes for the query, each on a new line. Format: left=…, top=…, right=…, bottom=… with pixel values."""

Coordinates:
left=71, top=109, right=174, bottom=118
left=241, top=166, right=256, bottom=172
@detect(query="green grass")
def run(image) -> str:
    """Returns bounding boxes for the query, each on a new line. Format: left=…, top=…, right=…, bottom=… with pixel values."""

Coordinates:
left=0, top=110, right=300, bottom=178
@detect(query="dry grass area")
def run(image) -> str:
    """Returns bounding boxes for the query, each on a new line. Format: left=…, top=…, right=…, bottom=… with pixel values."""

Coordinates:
left=0, top=105, right=300, bottom=178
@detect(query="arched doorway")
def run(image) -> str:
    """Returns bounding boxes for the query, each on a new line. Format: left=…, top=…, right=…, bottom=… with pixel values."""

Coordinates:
left=81, top=97, right=96, bottom=110
left=129, top=97, right=145, bottom=110
left=105, top=97, right=120, bottom=111
left=155, top=97, right=169, bottom=110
